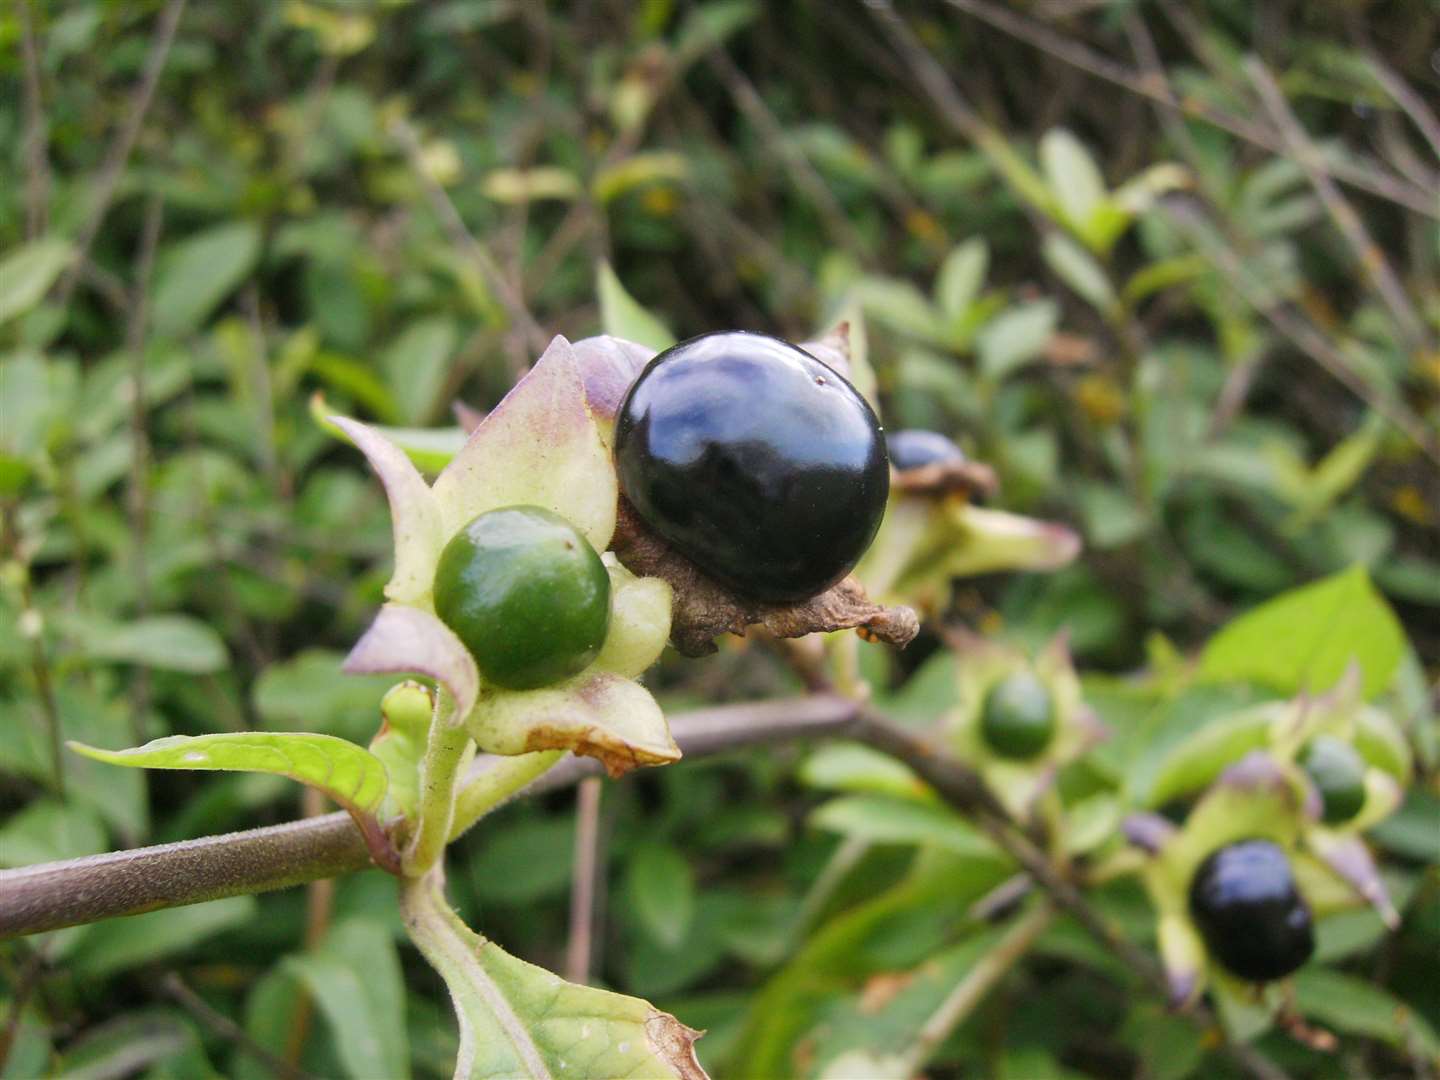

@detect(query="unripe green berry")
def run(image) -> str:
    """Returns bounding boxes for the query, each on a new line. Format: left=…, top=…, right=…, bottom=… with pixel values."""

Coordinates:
left=433, top=506, right=610, bottom=690
left=1299, top=735, right=1367, bottom=825
left=980, top=670, right=1055, bottom=760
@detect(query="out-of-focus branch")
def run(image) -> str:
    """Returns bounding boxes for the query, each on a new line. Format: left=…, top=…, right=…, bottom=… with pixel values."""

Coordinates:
left=926, top=0, right=1437, bottom=218
left=55, top=0, right=187, bottom=306
left=1244, top=57, right=1429, bottom=352
left=563, top=777, right=605, bottom=984
left=390, top=116, right=550, bottom=355
left=702, top=43, right=867, bottom=254
left=18, top=0, right=51, bottom=239
left=1164, top=198, right=1440, bottom=467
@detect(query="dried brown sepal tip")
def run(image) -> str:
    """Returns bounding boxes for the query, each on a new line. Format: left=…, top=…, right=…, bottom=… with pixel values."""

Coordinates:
left=892, top=457, right=998, bottom=501
left=612, top=499, right=920, bottom=657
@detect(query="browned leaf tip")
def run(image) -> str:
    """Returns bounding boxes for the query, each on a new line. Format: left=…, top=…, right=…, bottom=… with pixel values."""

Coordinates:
left=646, top=1011, right=709, bottom=1080
left=611, top=499, right=919, bottom=657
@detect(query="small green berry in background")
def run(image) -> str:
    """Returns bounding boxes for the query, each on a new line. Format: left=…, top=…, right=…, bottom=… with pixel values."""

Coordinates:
left=1, top=3, right=1437, bottom=1080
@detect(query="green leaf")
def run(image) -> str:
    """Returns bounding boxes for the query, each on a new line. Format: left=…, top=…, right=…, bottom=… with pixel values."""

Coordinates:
left=469, top=817, right=575, bottom=904
left=593, top=152, right=688, bottom=205
left=66, top=613, right=229, bottom=673
left=253, top=647, right=398, bottom=741
left=1146, top=709, right=1272, bottom=807
left=0, top=238, right=72, bottom=325
left=71, top=896, right=257, bottom=979
left=483, top=166, right=582, bottom=204
left=673, top=0, right=758, bottom=66
left=977, top=300, right=1058, bottom=382
left=934, top=238, right=989, bottom=318
left=1198, top=566, right=1406, bottom=698
left=798, top=743, right=928, bottom=801
left=54, top=1010, right=198, bottom=1080
left=152, top=221, right=262, bottom=338
left=597, top=261, right=676, bottom=351
left=1039, top=129, right=1108, bottom=235
left=627, top=842, right=697, bottom=949
left=1042, top=233, right=1116, bottom=311
left=810, top=795, right=995, bottom=857
left=285, top=919, right=411, bottom=1080
left=1292, top=970, right=1440, bottom=1057
left=852, top=277, right=943, bottom=344
left=400, top=878, right=705, bottom=1079
left=68, top=731, right=388, bottom=823
left=381, top=315, right=458, bottom=424
left=0, top=799, right=107, bottom=867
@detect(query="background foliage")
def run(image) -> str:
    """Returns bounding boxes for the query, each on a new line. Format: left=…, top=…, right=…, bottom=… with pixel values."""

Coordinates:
left=1, top=1, right=1437, bottom=1077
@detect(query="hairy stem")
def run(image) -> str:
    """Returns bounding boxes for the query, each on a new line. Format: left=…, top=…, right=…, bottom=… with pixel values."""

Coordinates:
left=404, top=704, right=472, bottom=877
left=449, top=750, right=565, bottom=841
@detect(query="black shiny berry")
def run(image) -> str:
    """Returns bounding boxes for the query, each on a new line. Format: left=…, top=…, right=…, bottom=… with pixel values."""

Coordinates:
left=1188, top=838, right=1315, bottom=983
left=1299, top=736, right=1367, bottom=824
left=980, top=671, right=1056, bottom=760
left=887, top=429, right=966, bottom=471
left=614, top=331, right=889, bottom=603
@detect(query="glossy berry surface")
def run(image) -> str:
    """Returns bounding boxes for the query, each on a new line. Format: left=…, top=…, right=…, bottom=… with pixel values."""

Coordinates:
left=1299, top=736, right=1367, bottom=824
left=980, top=671, right=1056, bottom=759
left=1188, top=838, right=1315, bottom=983
left=433, top=506, right=610, bottom=690
left=887, top=429, right=966, bottom=471
left=614, top=331, right=889, bottom=603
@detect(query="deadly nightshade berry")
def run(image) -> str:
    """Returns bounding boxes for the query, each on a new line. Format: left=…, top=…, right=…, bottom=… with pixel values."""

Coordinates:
left=887, top=429, right=967, bottom=472
left=614, top=331, right=889, bottom=603
left=433, top=506, right=611, bottom=690
left=980, top=671, right=1056, bottom=760
left=1299, top=735, right=1367, bottom=825
left=1188, top=838, right=1315, bottom=983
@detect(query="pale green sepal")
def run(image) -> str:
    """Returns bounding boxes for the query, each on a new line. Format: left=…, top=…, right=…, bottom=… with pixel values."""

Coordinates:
left=595, top=557, right=672, bottom=678
left=432, top=335, right=617, bottom=553
left=345, top=604, right=479, bottom=727
left=329, top=415, right=445, bottom=605
left=467, top=670, right=679, bottom=777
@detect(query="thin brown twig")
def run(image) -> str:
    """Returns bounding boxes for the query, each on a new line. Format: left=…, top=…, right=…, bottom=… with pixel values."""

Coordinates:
left=1243, top=56, right=1429, bottom=352
left=125, top=195, right=163, bottom=744
left=564, top=777, right=604, bottom=984
left=161, top=973, right=313, bottom=1080
left=0, top=941, right=50, bottom=1075
left=283, top=786, right=336, bottom=1071
left=1356, top=42, right=1440, bottom=166
left=55, top=0, right=187, bottom=306
left=17, top=0, right=51, bottom=240
left=702, top=43, right=868, bottom=254
left=1164, top=198, right=1440, bottom=466
left=928, top=0, right=1438, bottom=219
left=390, top=117, right=550, bottom=356
left=3, top=503, right=66, bottom=799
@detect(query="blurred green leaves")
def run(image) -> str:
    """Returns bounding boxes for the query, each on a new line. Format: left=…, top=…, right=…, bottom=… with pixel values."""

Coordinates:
left=1198, top=566, right=1405, bottom=698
